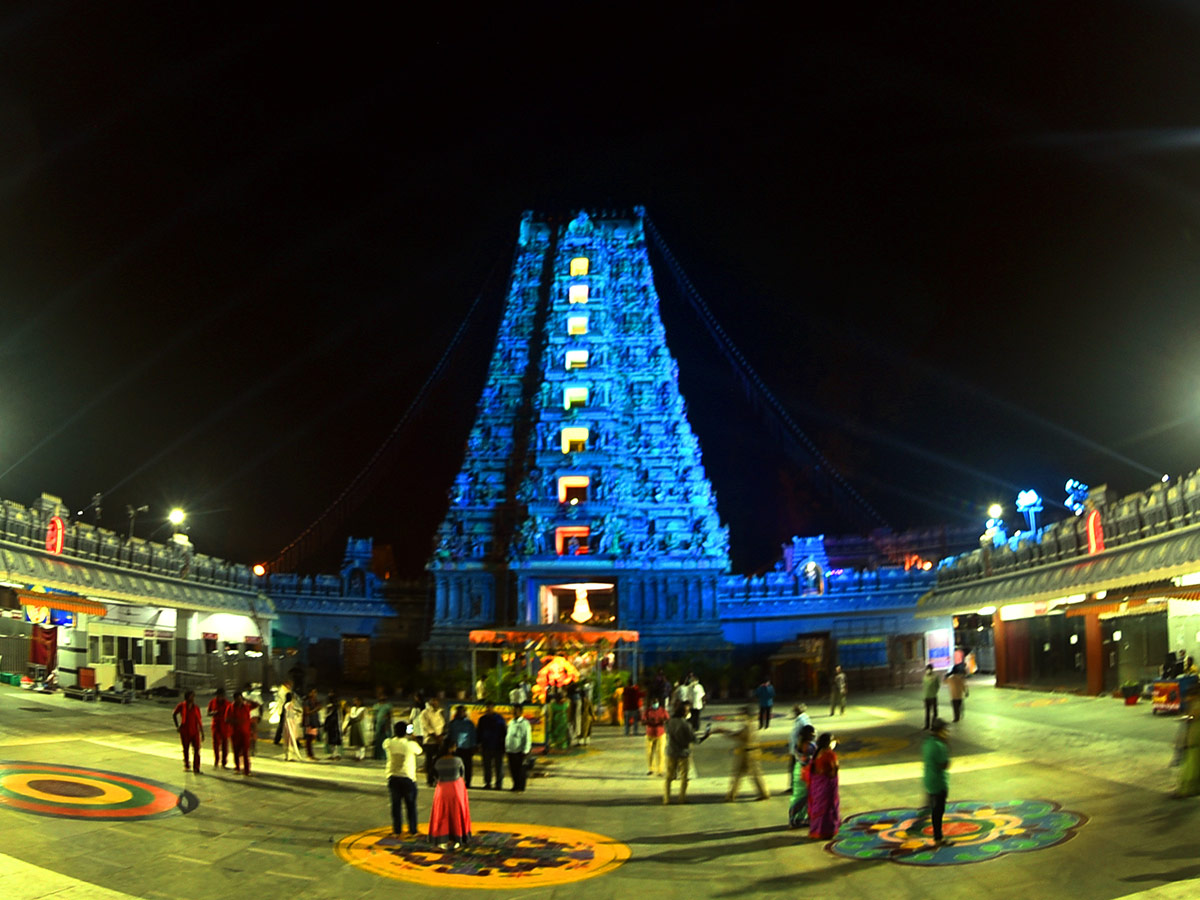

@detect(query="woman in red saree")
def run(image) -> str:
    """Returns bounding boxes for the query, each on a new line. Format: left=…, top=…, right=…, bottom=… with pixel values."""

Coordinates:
left=428, top=740, right=472, bottom=850
left=808, top=732, right=841, bottom=839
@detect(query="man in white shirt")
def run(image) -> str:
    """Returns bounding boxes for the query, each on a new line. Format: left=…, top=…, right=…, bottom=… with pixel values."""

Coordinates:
left=505, top=704, right=533, bottom=793
left=686, top=676, right=706, bottom=730
left=383, top=721, right=423, bottom=836
left=419, top=699, right=446, bottom=787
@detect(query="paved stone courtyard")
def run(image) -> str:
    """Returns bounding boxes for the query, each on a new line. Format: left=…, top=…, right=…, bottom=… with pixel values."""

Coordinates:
left=1, top=679, right=1197, bottom=900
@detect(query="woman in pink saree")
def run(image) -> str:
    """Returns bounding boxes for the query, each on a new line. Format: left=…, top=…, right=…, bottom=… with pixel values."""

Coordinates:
left=808, top=732, right=841, bottom=839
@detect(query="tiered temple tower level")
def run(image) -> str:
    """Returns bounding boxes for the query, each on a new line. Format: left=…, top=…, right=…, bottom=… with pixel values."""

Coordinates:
left=427, top=208, right=729, bottom=661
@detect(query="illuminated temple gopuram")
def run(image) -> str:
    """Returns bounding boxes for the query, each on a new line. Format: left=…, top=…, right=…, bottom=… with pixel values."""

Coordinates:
left=424, top=208, right=731, bottom=662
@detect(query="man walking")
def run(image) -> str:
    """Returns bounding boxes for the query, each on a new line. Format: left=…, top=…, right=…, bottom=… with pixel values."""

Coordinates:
left=829, top=665, right=847, bottom=716
left=922, top=664, right=941, bottom=730
left=946, top=665, right=968, bottom=722
left=755, top=677, right=776, bottom=730
left=922, top=718, right=951, bottom=846
left=724, top=706, right=770, bottom=801
left=384, top=721, right=423, bottom=836
left=173, top=690, right=204, bottom=774
left=229, top=691, right=259, bottom=775
left=476, top=701, right=507, bottom=789
left=446, top=705, right=477, bottom=788
left=505, top=704, right=533, bottom=793
left=207, top=687, right=231, bottom=769
left=664, top=702, right=707, bottom=804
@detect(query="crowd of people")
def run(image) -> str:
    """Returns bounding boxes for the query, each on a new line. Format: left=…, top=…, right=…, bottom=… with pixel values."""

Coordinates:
left=166, top=664, right=967, bottom=850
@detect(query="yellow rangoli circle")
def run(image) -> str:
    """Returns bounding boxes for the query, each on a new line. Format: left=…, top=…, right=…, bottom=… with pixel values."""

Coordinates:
left=0, top=773, right=133, bottom=805
left=336, top=821, right=630, bottom=889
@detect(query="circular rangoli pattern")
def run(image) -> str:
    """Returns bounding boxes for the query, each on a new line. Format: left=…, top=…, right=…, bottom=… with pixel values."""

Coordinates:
left=0, top=762, right=191, bottom=820
left=336, top=822, right=630, bottom=888
left=827, top=799, right=1087, bottom=866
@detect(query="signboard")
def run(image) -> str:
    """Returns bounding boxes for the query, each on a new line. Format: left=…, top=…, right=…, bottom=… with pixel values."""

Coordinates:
left=202, top=632, right=218, bottom=640
left=24, top=606, right=74, bottom=628
left=925, top=628, right=953, bottom=670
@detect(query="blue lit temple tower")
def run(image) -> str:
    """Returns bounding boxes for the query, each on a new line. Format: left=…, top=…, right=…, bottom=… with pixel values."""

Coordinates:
left=425, top=208, right=730, bottom=662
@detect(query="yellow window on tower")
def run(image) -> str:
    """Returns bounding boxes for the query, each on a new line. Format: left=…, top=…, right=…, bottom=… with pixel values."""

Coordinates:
left=568, top=315, right=588, bottom=336
left=563, top=386, right=588, bottom=410
left=558, top=475, right=590, bottom=504
left=565, top=349, right=589, bottom=370
left=570, top=257, right=589, bottom=276
left=561, top=427, right=588, bottom=453
left=555, top=526, right=590, bottom=555
left=568, top=284, right=589, bottom=304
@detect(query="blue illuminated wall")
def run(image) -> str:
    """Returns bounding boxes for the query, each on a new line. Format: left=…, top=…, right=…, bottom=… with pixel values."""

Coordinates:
left=426, top=208, right=730, bottom=661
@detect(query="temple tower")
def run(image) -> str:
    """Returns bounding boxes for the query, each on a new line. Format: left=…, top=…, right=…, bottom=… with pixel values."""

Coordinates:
left=425, top=208, right=730, bottom=663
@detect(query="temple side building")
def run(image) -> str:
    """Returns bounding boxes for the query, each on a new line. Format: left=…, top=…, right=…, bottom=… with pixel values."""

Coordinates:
left=424, top=208, right=730, bottom=663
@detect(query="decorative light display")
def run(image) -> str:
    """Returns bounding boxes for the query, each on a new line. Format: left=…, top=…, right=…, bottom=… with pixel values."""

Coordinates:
left=1015, top=489, right=1043, bottom=532
left=1064, top=479, right=1089, bottom=516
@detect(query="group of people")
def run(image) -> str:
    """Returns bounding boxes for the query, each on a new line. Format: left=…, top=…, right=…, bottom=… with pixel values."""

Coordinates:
left=268, top=687, right=371, bottom=762
left=785, top=704, right=840, bottom=838
left=922, top=663, right=969, bottom=728
left=382, top=701, right=535, bottom=847
left=171, top=688, right=261, bottom=775
left=785, top=686, right=953, bottom=847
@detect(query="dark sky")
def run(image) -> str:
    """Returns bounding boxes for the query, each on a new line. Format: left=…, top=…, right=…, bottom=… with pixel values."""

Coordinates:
left=4, top=3, right=1200, bottom=576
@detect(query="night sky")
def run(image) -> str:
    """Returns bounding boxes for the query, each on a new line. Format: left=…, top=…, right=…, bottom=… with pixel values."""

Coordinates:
left=4, top=4, right=1200, bottom=576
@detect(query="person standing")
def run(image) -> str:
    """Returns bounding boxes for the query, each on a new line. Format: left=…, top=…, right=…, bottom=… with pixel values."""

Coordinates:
left=548, top=691, right=570, bottom=750
left=922, top=718, right=951, bottom=845
left=281, top=692, right=303, bottom=761
left=686, top=675, right=706, bottom=731
left=789, top=724, right=817, bottom=828
left=344, top=697, right=367, bottom=760
left=173, top=690, right=204, bottom=774
left=808, top=732, right=841, bottom=839
left=622, top=681, right=644, bottom=736
left=324, top=693, right=344, bottom=759
left=429, top=740, right=472, bottom=850
left=384, top=721, right=423, bottom=836
left=302, top=689, right=321, bottom=759
left=271, top=678, right=293, bottom=745
left=446, top=705, right=477, bottom=788
left=829, top=665, right=847, bottom=717
left=1171, top=686, right=1200, bottom=798
left=755, top=678, right=776, bottom=730
left=724, top=706, right=770, bottom=801
left=787, top=704, right=814, bottom=791
left=207, top=687, right=232, bottom=769
left=946, top=667, right=968, bottom=723
left=420, top=699, right=447, bottom=787
left=643, top=698, right=669, bottom=776
left=476, top=701, right=507, bottom=789
left=372, top=688, right=395, bottom=761
left=649, top=670, right=671, bottom=707
left=505, top=704, right=533, bottom=793
left=577, top=685, right=595, bottom=746
left=664, top=702, right=707, bottom=804
left=922, top=665, right=941, bottom=730
left=229, top=691, right=259, bottom=775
